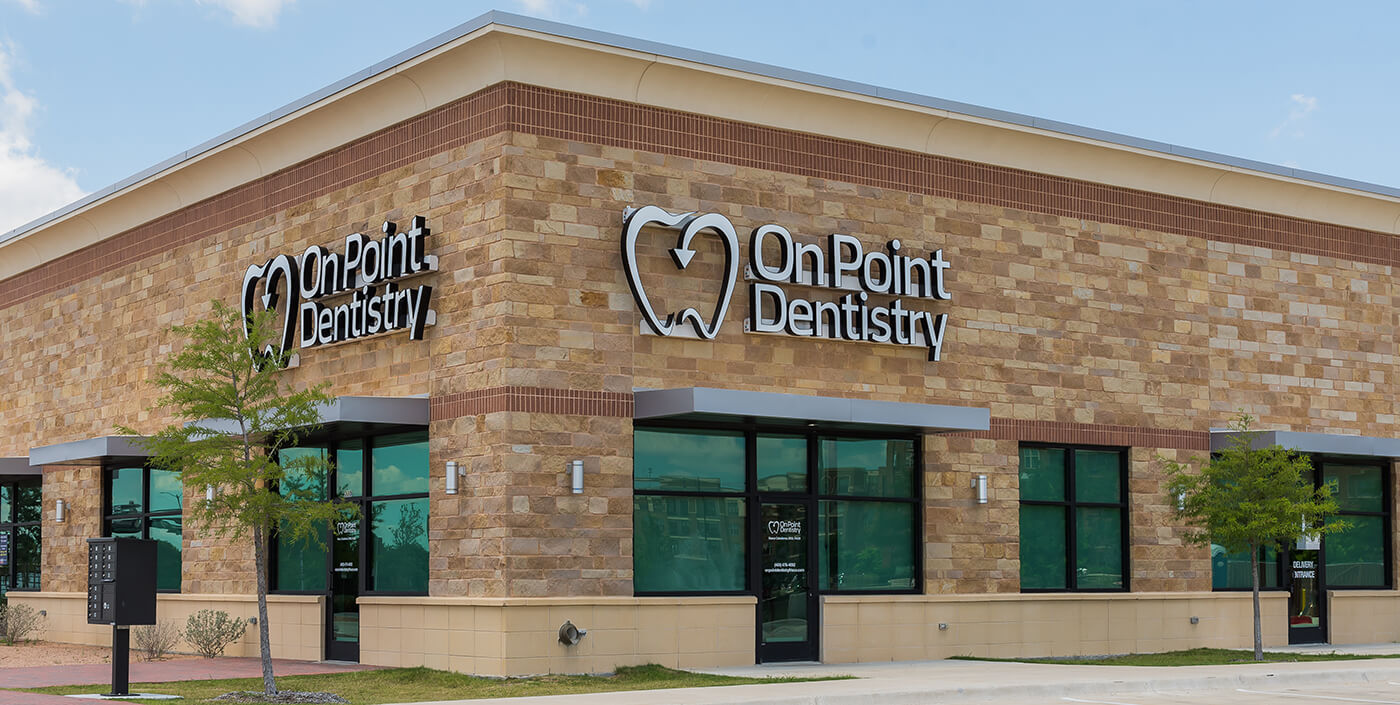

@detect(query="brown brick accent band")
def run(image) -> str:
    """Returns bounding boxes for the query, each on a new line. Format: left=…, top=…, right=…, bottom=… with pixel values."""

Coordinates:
left=949, top=418, right=1210, bottom=451
left=430, top=387, right=634, bottom=421
left=5, top=82, right=1398, bottom=312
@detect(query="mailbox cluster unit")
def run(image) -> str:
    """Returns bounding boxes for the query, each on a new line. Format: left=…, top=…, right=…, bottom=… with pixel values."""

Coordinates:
left=86, top=538, right=156, bottom=626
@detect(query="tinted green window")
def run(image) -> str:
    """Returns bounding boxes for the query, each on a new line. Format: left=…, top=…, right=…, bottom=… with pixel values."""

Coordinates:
left=757, top=435, right=807, bottom=492
left=1327, top=515, right=1386, bottom=587
left=371, top=434, right=428, bottom=496
left=279, top=447, right=330, bottom=501
left=276, top=522, right=328, bottom=591
left=0, top=485, right=9, bottom=523
left=149, top=468, right=183, bottom=513
left=1019, top=448, right=1065, bottom=501
left=13, top=525, right=40, bottom=591
left=1019, top=505, right=1067, bottom=589
left=1325, top=464, right=1383, bottom=513
left=370, top=498, right=428, bottom=592
left=14, top=482, right=39, bottom=524
left=337, top=442, right=364, bottom=498
left=1212, top=545, right=1279, bottom=589
left=1075, top=507, right=1123, bottom=589
left=819, top=438, right=914, bottom=498
left=150, top=516, right=182, bottom=591
left=110, top=467, right=144, bottom=514
left=633, top=495, right=745, bottom=592
left=818, top=500, right=914, bottom=590
left=634, top=429, right=746, bottom=492
left=1074, top=450, right=1121, bottom=503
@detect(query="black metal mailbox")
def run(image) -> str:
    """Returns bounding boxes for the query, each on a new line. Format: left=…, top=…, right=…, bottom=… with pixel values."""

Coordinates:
left=86, top=537, right=157, bottom=626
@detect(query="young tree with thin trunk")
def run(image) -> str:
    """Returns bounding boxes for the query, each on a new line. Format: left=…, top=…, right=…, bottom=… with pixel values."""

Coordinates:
left=123, top=301, right=344, bottom=698
left=1161, top=412, right=1344, bottom=661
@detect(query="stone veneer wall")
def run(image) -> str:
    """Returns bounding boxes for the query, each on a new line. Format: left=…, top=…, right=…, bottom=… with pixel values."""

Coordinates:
left=3, top=79, right=1400, bottom=668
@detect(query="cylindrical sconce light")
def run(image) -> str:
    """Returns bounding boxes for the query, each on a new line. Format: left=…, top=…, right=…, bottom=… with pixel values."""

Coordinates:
left=1176, top=490, right=1186, bottom=511
left=972, top=474, right=988, bottom=504
left=205, top=485, right=216, bottom=502
left=55, top=499, right=67, bottom=523
left=569, top=460, right=584, bottom=494
left=445, top=461, right=459, bottom=495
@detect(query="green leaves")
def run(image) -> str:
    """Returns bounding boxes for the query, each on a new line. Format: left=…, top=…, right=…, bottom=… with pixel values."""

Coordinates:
left=120, top=300, right=342, bottom=544
left=1161, top=412, right=1345, bottom=556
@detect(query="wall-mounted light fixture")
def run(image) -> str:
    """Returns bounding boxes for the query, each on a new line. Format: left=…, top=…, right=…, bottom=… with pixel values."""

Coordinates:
left=205, top=485, right=216, bottom=503
left=55, top=499, right=67, bottom=523
left=1176, top=490, right=1186, bottom=511
left=445, top=461, right=465, bottom=495
left=972, top=474, right=988, bottom=504
left=569, top=460, right=584, bottom=494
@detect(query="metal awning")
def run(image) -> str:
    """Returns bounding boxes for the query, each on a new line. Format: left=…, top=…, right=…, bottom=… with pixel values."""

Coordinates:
left=0, top=457, right=41, bottom=476
left=634, top=387, right=990, bottom=433
left=193, top=395, right=429, bottom=436
left=1210, top=429, right=1400, bottom=458
left=29, top=436, right=150, bottom=467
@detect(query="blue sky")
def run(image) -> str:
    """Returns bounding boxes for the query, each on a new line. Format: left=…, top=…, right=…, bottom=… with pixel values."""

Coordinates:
left=2, top=0, right=1398, bottom=234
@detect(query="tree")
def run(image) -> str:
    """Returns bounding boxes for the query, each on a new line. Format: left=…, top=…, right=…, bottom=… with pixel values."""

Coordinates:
left=1162, top=412, right=1345, bottom=661
left=122, top=301, right=344, bottom=697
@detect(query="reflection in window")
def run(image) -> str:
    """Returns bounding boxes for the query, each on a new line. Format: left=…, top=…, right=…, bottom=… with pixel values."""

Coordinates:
left=0, top=479, right=42, bottom=594
left=634, top=496, right=745, bottom=592
left=103, top=466, right=182, bottom=591
left=370, top=498, right=429, bottom=592
left=634, top=429, right=745, bottom=492
left=1323, top=463, right=1389, bottom=588
left=1018, top=445, right=1127, bottom=591
left=1212, top=545, right=1280, bottom=590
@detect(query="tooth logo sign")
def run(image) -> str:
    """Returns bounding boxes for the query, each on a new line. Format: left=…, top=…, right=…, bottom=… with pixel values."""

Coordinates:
left=240, top=216, right=438, bottom=368
left=621, top=205, right=739, bottom=339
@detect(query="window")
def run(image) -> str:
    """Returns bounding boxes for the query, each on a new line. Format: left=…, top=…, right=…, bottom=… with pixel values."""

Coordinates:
left=633, top=429, right=747, bottom=592
left=1212, top=545, right=1282, bottom=590
left=104, top=466, right=182, bottom=591
left=1323, top=462, right=1390, bottom=588
left=0, top=478, right=41, bottom=594
left=272, top=432, right=429, bottom=594
left=1018, top=445, right=1128, bottom=591
left=817, top=438, right=917, bottom=591
left=632, top=426, right=920, bottom=595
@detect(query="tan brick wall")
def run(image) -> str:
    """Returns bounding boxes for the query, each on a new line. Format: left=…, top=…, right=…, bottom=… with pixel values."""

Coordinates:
left=40, top=467, right=102, bottom=593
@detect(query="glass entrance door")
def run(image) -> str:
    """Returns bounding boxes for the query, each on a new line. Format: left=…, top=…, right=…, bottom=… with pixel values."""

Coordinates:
left=327, top=510, right=361, bottom=661
left=758, top=502, right=817, bottom=662
left=1287, top=547, right=1325, bottom=644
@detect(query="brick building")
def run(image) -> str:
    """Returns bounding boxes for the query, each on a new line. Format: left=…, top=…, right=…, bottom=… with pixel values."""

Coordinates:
left=1, top=12, right=1397, bottom=674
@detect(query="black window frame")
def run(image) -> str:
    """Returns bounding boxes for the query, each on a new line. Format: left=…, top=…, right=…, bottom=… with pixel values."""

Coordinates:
left=1018, top=442, right=1131, bottom=593
left=632, top=418, right=923, bottom=598
left=0, top=477, right=42, bottom=594
left=269, top=430, right=430, bottom=597
left=102, top=460, right=183, bottom=593
left=1317, top=456, right=1392, bottom=591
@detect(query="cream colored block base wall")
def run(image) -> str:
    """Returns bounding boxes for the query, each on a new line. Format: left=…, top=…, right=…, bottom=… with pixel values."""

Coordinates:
left=823, top=593, right=1289, bottom=662
left=7, top=592, right=324, bottom=660
left=1329, top=591, right=1400, bottom=644
left=359, top=596, right=755, bottom=676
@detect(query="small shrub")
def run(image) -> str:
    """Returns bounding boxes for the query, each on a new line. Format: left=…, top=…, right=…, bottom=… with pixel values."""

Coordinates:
left=133, top=619, right=182, bottom=660
left=182, top=609, right=247, bottom=658
left=0, top=602, right=46, bottom=645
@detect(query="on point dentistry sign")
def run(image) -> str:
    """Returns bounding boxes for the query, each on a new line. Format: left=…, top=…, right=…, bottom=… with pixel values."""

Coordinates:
left=621, top=205, right=953, bottom=361
left=240, top=216, right=438, bottom=366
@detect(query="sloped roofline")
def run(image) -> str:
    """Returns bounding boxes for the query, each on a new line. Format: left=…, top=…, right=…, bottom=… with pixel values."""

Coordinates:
left=4, top=9, right=1398, bottom=250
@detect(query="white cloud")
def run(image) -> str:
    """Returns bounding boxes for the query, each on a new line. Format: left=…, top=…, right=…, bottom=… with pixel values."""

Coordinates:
left=0, top=43, right=86, bottom=235
left=6, top=0, right=40, bottom=13
left=1269, top=93, right=1317, bottom=140
left=512, top=0, right=589, bottom=20
left=196, top=0, right=293, bottom=28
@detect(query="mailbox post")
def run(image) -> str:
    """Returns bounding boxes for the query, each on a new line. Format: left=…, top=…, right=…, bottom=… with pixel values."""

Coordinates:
left=87, top=538, right=157, bottom=697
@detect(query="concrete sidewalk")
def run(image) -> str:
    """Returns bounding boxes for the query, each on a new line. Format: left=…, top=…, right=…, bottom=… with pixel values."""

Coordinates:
left=389, top=645, right=1400, bottom=705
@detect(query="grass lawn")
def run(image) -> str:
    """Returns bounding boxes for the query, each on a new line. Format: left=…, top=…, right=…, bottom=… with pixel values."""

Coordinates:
left=952, top=647, right=1400, bottom=666
left=24, top=664, right=840, bottom=704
